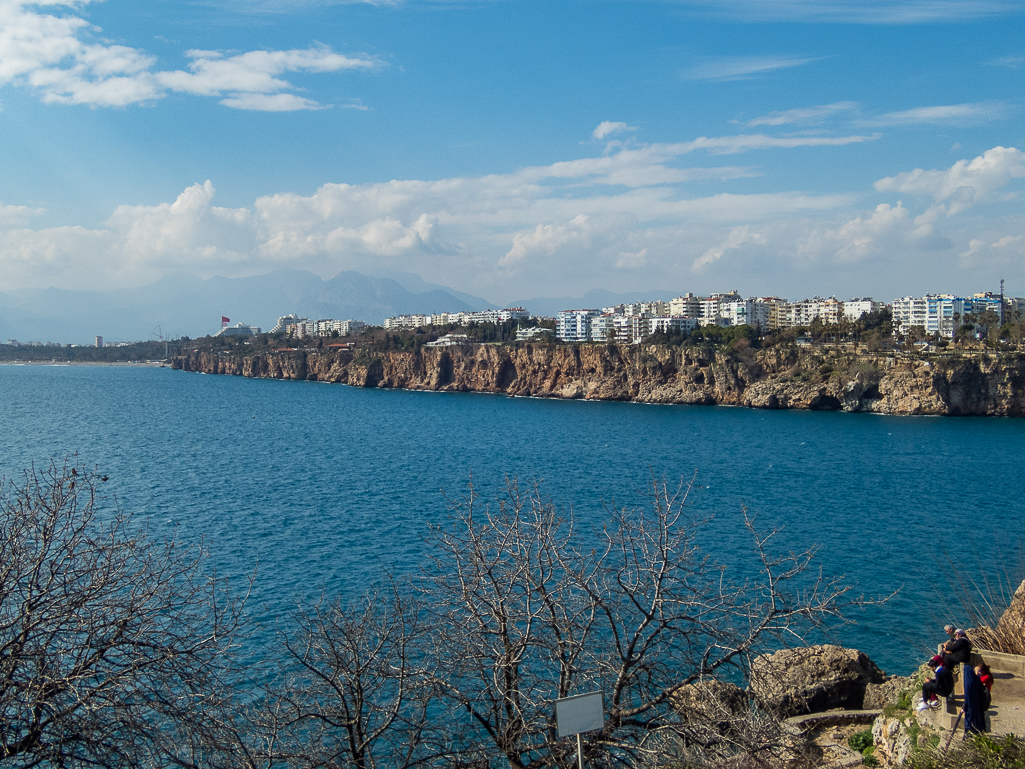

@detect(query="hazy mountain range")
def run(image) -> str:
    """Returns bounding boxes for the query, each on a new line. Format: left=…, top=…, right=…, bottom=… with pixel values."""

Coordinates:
left=0, top=270, right=678, bottom=345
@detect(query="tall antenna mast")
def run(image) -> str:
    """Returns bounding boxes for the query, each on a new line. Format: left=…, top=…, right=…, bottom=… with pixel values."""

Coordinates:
left=1001, top=278, right=1005, bottom=324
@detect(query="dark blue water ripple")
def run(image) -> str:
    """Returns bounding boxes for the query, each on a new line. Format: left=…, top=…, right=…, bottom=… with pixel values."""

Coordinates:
left=2, top=364, right=1023, bottom=674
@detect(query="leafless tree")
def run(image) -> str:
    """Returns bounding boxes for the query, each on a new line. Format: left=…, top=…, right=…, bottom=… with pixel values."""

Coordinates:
left=417, top=476, right=864, bottom=768
left=0, top=459, right=248, bottom=768
left=263, top=586, right=435, bottom=769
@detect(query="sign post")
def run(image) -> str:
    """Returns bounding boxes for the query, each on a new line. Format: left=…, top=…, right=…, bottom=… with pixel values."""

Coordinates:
left=555, top=691, right=604, bottom=769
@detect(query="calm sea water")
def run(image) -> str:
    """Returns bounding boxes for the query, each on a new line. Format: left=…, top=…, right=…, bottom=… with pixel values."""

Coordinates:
left=2, top=364, right=1023, bottom=674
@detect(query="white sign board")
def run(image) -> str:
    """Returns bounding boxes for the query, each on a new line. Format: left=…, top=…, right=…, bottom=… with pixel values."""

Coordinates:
left=555, top=691, right=604, bottom=738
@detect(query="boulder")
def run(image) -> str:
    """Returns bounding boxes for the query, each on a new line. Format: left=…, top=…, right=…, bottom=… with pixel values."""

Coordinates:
left=749, top=644, right=887, bottom=717
left=672, top=679, right=749, bottom=731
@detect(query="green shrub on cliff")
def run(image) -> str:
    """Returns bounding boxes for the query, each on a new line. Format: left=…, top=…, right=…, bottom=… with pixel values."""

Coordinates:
left=850, top=730, right=874, bottom=752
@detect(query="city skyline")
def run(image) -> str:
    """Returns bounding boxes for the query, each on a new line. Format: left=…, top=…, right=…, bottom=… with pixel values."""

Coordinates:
left=0, top=0, right=1023, bottom=303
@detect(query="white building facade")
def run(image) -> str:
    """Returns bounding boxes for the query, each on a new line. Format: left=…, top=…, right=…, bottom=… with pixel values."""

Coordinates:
left=556, top=310, right=600, bottom=342
left=892, top=295, right=964, bottom=337
left=843, top=299, right=886, bottom=321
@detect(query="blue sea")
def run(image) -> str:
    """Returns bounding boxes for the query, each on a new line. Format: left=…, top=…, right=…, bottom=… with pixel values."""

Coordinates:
left=2, top=363, right=1023, bottom=674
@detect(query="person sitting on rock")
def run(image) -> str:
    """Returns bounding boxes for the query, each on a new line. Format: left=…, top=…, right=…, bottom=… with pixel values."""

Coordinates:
left=943, top=628, right=972, bottom=666
left=917, top=657, right=954, bottom=711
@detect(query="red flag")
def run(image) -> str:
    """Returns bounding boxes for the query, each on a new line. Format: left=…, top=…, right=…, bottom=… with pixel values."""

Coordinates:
left=221, top=316, right=230, bottom=327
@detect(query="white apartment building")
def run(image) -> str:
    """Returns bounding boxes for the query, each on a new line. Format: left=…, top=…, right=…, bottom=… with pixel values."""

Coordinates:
left=498, top=307, right=530, bottom=322
left=556, top=309, right=600, bottom=342
left=699, top=298, right=721, bottom=325
left=757, top=297, right=787, bottom=329
left=622, top=301, right=669, bottom=317
left=669, top=294, right=703, bottom=318
left=615, top=315, right=652, bottom=343
left=323, top=319, right=366, bottom=336
left=969, top=294, right=1004, bottom=321
left=284, top=318, right=367, bottom=337
left=383, top=314, right=429, bottom=329
left=589, top=314, right=615, bottom=342
left=1005, top=297, right=1025, bottom=320
left=780, top=297, right=841, bottom=327
left=650, top=316, right=700, bottom=336
left=892, top=295, right=964, bottom=337
left=383, top=307, right=530, bottom=329
left=843, top=299, right=886, bottom=321
left=719, top=300, right=770, bottom=330
left=817, top=298, right=843, bottom=325
left=270, top=314, right=307, bottom=334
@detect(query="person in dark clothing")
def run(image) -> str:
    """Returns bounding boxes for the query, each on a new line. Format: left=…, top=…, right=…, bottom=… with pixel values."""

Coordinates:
left=918, top=658, right=954, bottom=710
left=963, top=663, right=987, bottom=734
left=944, top=629, right=972, bottom=666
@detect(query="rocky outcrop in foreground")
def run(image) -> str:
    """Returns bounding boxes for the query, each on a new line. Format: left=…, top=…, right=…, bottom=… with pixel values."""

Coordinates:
left=749, top=644, right=895, bottom=716
left=172, top=343, right=1025, bottom=416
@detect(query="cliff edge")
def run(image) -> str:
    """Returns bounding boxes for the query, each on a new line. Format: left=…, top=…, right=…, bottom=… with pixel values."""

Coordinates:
left=172, top=343, right=1025, bottom=416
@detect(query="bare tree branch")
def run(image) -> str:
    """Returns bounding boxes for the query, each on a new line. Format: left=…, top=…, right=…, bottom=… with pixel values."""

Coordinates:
left=0, top=458, right=249, bottom=769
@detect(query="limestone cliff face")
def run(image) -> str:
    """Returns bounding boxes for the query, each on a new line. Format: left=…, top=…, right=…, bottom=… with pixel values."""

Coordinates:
left=172, top=344, right=1025, bottom=416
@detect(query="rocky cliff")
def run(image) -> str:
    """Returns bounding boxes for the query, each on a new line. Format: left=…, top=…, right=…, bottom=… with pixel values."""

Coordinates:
left=171, top=343, right=1025, bottom=416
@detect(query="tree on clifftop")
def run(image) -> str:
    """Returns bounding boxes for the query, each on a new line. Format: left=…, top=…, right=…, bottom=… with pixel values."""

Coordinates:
left=0, top=460, right=248, bottom=768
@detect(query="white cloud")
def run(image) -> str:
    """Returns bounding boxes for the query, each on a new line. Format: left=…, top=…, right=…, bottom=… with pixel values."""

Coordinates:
left=5, top=137, right=1023, bottom=299
left=0, top=1, right=377, bottom=110
left=684, top=55, right=821, bottom=81
left=984, top=55, right=1025, bottom=69
left=157, top=46, right=373, bottom=100
left=860, top=101, right=1012, bottom=127
left=614, top=248, right=648, bottom=269
left=672, top=0, right=1019, bottom=23
left=874, top=146, right=1025, bottom=215
left=105, top=181, right=257, bottom=269
left=219, top=93, right=324, bottom=111
left=800, top=202, right=911, bottom=262
left=592, top=121, right=637, bottom=140
left=959, top=238, right=986, bottom=263
left=799, top=147, right=1025, bottom=268
left=668, top=132, right=880, bottom=155
left=0, top=202, right=44, bottom=227
left=958, top=234, right=1025, bottom=266
left=746, top=101, right=859, bottom=127
left=501, top=215, right=594, bottom=268
left=746, top=101, right=1011, bottom=130
left=692, top=225, right=766, bottom=271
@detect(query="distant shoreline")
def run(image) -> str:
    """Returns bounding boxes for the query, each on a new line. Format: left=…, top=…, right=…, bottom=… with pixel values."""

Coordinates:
left=0, top=360, right=168, bottom=367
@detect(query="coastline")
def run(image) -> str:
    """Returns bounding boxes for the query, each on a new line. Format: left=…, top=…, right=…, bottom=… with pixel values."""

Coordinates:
left=0, top=360, right=168, bottom=367
left=170, top=343, right=1025, bottom=417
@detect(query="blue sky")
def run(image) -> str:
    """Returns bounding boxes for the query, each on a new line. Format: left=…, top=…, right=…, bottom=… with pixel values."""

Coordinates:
left=0, top=0, right=1023, bottom=303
